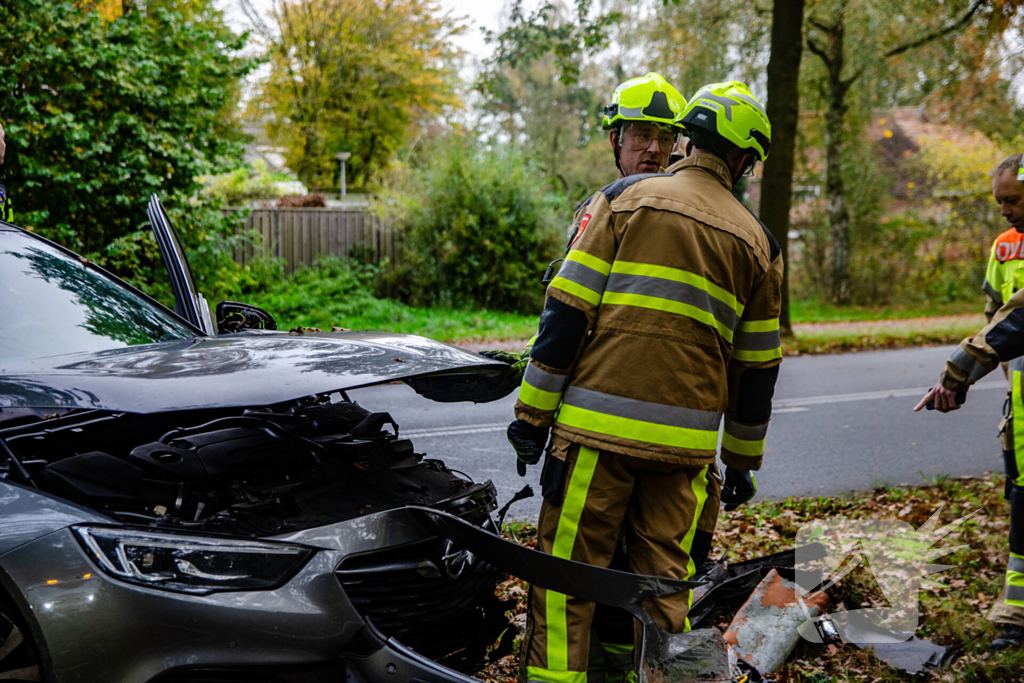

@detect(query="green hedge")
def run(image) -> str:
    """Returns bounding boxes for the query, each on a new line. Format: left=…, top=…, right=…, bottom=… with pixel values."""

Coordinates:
left=382, top=142, right=565, bottom=313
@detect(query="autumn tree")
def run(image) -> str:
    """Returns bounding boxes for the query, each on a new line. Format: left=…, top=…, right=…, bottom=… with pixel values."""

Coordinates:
left=639, top=0, right=768, bottom=95
left=477, top=0, right=620, bottom=201
left=242, top=0, right=464, bottom=190
left=804, top=0, right=992, bottom=304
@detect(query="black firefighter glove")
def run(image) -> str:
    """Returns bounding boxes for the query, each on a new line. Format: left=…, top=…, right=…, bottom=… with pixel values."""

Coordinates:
left=721, top=467, right=757, bottom=511
left=507, top=419, right=549, bottom=477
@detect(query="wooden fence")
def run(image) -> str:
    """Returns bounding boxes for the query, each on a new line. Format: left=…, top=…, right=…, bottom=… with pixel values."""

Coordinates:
left=225, top=208, right=401, bottom=275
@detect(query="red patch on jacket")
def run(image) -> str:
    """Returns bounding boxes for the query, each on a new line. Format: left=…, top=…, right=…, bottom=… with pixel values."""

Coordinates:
left=995, top=229, right=1024, bottom=262
left=571, top=214, right=591, bottom=247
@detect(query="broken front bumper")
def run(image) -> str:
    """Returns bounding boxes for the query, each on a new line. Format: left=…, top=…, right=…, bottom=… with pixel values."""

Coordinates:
left=348, top=620, right=488, bottom=683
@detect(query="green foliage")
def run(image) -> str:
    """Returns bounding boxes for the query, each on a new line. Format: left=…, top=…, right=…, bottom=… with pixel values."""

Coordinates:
left=0, top=0, right=254, bottom=254
left=200, top=162, right=296, bottom=205
left=244, top=0, right=463, bottom=189
left=238, top=256, right=541, bottom=342
left=100, top=200, right=260, bottom=309
left=478, top=54, right=617, bottom=202
left=479, top=0, right=619, bottom=90
left=476, top=1, right=622, bottom=203
left=636, top=0, right=768, bottom=95
left=792, top=114, right=1009, bottom=307
left=380, top=141, right=565, bottom=313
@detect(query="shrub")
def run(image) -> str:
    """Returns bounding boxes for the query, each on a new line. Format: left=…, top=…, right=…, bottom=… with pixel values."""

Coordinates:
left=380, top=141, right=565, bottom=313
left=238, top=256, right=385, bottom=326
left=277, top=193, right=327, bottom=208
left=200, top=162, right=299, bottom=206
left=100, top=199, right=259, bottom=309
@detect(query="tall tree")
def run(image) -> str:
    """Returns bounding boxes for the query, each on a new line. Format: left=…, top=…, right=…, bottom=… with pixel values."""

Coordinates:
left=476, top=0, right=620, bottom=201
left=242, top=0, right=464, bottom=189
left=805, top=0, right=988, bottom=304
left=642, top=0, right=769, bottom=95
left=760, top=0, right=805, bottom=336
left=479, top=55, right=616, bottom=201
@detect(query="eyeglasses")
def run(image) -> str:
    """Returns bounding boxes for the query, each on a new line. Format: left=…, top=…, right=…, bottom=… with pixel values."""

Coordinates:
left=619, top=123, right=678, bottom=153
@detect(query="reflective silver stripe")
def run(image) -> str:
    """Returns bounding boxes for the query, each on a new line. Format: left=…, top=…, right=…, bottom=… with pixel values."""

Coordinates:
left=724, top=417, right=769, bottom=441
left=605, top=272, right=739, bottom=331
left=734, top=329, right=782, bottom=351
left=1007, top=585, right=1024, bottom=603
left=694, top=91, right=740, bottom=121
left=523, top=363, right=568, bottom=393
left=984, top=278, right=1003, bottom=305
left=617, top=105, right=646, bottom=119
left=950, top=347, right=989, bottom=382
left=562, top=386, right=723, bottom=431
left=558, top=259, right=609, bottom=294
left=732, top=92, right=767, bottom=118
left=1009, top=555, right=1024, bottom=575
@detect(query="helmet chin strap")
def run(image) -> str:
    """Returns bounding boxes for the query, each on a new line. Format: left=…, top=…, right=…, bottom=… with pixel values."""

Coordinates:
left=612, top=129, right=626, bottom=178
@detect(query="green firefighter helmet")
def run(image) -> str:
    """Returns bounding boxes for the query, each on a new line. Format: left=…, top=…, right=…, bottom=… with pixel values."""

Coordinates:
left=602, top=72, right=687, bottom=132
left=679, top=80, right=771, bottom=161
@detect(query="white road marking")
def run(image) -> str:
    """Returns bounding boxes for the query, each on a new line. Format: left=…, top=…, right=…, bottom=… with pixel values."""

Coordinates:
left=403, top=423, right=508, bottom=438
left=401, top=381, right=1006, bottom=439
left=773, top=380, right=1005, bottom=409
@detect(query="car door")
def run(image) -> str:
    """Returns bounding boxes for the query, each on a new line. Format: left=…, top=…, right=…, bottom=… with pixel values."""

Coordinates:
left=147, top=195, right=215, bottom=335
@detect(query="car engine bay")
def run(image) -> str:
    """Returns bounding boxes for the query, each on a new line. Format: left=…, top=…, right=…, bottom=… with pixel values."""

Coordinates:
left=0, top=395, right=498, bottom=535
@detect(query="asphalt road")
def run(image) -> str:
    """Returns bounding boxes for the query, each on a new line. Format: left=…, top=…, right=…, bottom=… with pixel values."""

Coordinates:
left=349, top=344, right=1009, bottom=520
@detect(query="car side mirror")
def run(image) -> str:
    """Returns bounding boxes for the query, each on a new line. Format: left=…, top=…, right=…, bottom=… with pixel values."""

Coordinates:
left=216, top=301, right=277, bottom=334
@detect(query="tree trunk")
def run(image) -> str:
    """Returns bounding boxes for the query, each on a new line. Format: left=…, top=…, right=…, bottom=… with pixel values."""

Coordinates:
left=760, top=0, right=805, bottom=335
left=823, top=18, right=852, bottom=305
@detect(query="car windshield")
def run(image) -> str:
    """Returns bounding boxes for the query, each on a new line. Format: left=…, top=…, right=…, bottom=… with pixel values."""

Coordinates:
left=0, top=230, right=196, bottom=364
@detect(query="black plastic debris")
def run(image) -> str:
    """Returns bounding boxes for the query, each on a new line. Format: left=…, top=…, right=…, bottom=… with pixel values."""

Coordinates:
left=810, top=615, right=961, bottom=675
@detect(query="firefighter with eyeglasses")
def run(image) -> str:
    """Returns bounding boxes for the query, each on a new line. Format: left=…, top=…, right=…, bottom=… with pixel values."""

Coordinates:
left=508, top=81, right=782, bottom=683
left=915, top=152, right=1024, bottom=652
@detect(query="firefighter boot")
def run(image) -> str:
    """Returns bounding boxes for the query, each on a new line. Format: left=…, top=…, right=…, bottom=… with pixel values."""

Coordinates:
left=991, top=623, right=1024, bottom=651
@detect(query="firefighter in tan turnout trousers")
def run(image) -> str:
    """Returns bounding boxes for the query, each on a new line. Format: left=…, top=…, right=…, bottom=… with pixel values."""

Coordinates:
left=916, top=153, right=1024, bottom=652
left=507, top=81, right=783, bottom=683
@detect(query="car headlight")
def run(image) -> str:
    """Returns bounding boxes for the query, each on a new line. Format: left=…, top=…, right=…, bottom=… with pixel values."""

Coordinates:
left=72, top=526, right=314, bottom=595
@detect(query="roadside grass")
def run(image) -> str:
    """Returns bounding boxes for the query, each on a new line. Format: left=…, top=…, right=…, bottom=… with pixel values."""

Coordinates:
left=481, top=473, right=1024, bottom=682
left=250, top=259, right=984, bottom=353
left=790, top=299, right=980, bottom=323
left=784, top=315, right=986, bottom=356
left=277, top=304, right=540, bottom=344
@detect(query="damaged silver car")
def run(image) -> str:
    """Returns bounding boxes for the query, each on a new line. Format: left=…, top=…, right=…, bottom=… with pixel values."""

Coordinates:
left=0, top=198, right=524, bottom=682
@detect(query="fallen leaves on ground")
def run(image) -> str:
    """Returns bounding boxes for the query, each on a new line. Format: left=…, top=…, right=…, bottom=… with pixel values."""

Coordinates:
left=477, top=472, right=1024, bottom=682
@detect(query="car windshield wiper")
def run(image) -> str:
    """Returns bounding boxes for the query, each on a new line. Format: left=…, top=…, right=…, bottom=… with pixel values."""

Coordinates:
left=0, top=434, right=36, bottom=487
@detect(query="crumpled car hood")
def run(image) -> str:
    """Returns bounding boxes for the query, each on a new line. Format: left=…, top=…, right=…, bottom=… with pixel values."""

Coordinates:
left=0, top=330, right=507, bottom=413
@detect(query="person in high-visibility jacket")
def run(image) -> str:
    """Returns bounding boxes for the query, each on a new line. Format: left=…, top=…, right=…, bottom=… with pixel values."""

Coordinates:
left=488, top=73, right=694, bottom=683
left=0, top=122, right=12, bottom=223
left=508, top=81, right=782, bottom=683
left=916, top=152, right=1024, bottom=651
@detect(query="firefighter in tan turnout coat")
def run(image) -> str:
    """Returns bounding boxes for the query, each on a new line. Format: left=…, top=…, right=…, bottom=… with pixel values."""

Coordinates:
left=507, top=81, right=783, bottom=683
